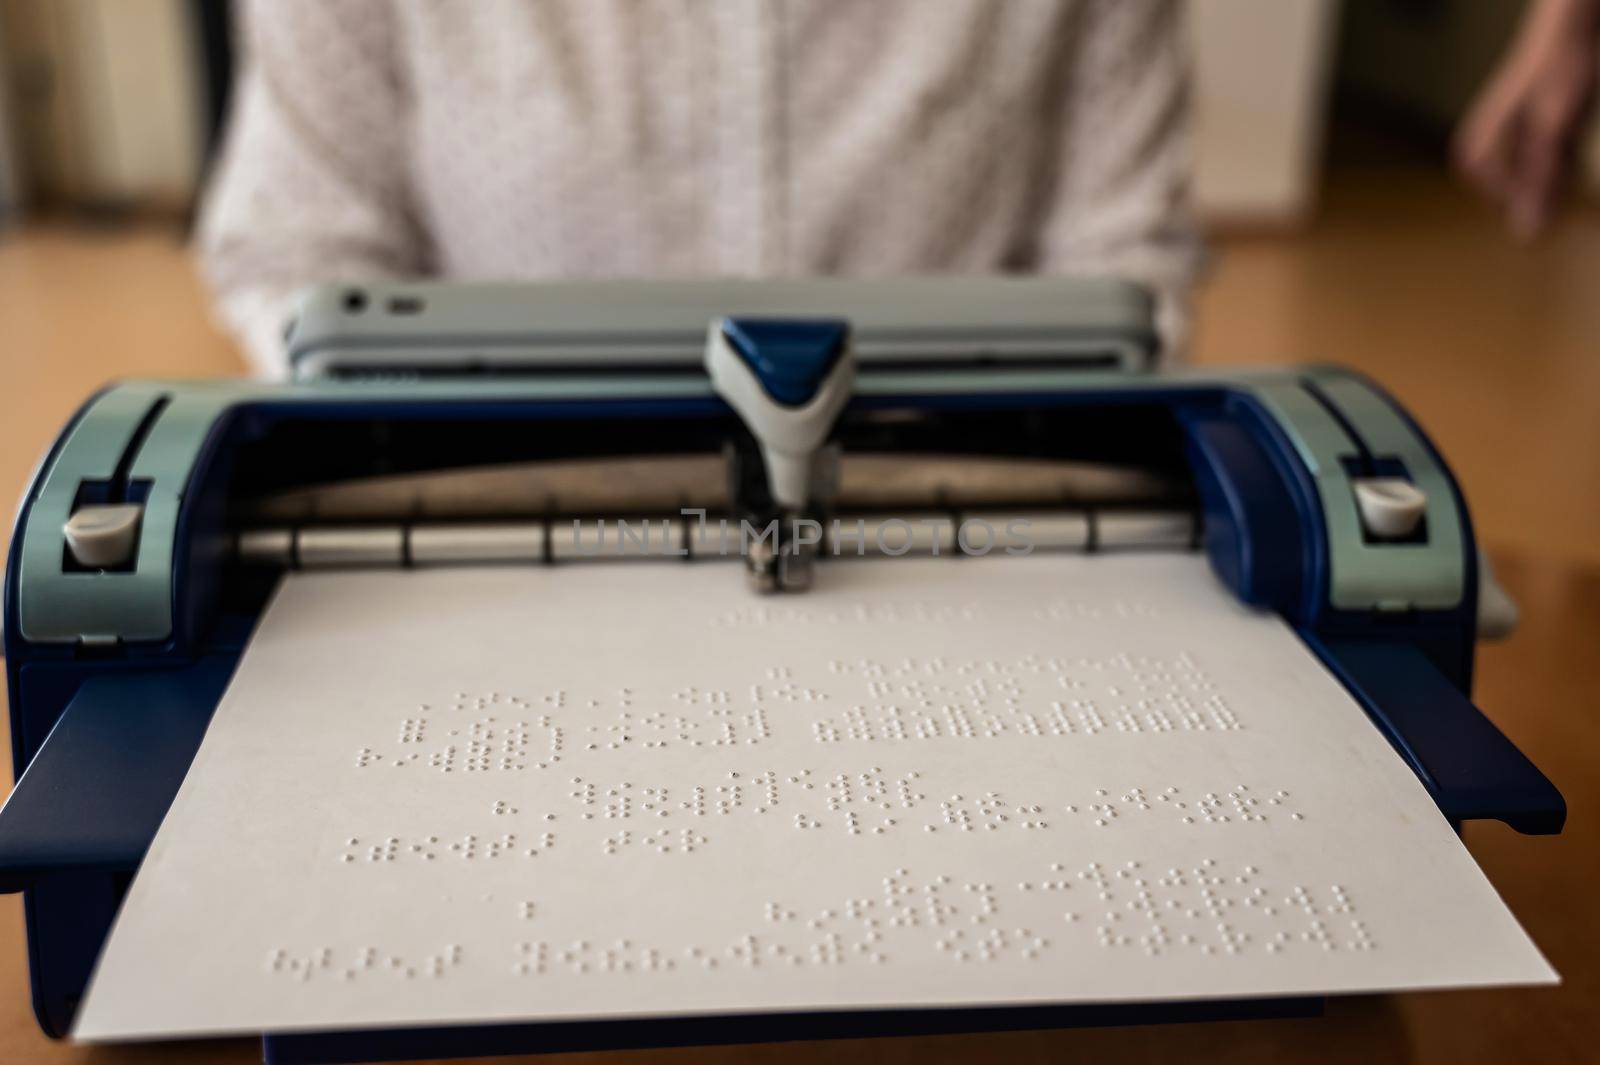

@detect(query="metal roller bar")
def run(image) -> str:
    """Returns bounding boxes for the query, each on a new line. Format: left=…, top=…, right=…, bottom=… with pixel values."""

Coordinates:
left=410, top=524, right=547, bottom=565
left=297, top=527, right=404, bottom=568
left=1098, top=510, right=1197, bottom=551
left=963, top=511, right=1091, bottom=553
left=235, top=529, right=294, bottom=567
left=231, top=508, right=1197, bottom=571
left=548, top=518, right=686, bottom=562
left=828, top=516, right=956, bottom=557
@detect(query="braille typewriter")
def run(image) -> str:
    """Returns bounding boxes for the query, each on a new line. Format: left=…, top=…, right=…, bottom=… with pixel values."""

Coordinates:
left=0, top=277, right=1564, bottom=1061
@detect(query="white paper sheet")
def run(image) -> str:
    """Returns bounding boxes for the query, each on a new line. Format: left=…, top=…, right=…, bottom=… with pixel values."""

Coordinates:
left=75, top=555, right=1554, bottom=1040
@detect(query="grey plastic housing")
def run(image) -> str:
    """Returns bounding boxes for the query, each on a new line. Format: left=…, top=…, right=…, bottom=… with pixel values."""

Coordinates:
left=285, top=276, right=1159, bottom=380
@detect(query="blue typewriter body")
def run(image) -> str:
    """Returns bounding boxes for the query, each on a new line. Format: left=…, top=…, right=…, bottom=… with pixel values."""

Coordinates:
left=0, top=278, right=1563, bottom=1063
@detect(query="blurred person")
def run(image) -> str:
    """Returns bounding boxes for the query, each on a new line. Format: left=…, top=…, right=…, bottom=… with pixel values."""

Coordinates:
left=1457, top=0, right=1600, bottom=238
left=198, top=0, right=1200, bottom=378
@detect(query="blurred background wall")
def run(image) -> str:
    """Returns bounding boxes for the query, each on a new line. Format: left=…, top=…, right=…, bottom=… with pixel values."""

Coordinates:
left=0, top=0, right=1589, bottom=231
left=1190, top=0, right=1342, bottom=226
left=0, top=0, right=204, bottom=220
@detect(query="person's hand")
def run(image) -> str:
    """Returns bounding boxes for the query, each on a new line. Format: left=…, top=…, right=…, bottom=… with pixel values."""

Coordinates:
left=1456, top=0, right=1600, bottom=239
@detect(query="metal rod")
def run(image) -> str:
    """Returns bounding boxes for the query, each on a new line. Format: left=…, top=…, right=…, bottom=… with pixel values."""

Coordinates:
left=232, top=508, right=1198, bottom=571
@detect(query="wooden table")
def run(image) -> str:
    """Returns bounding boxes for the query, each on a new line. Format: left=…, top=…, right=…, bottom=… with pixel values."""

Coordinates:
left=0, top=172, right=1596, bottom=1062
